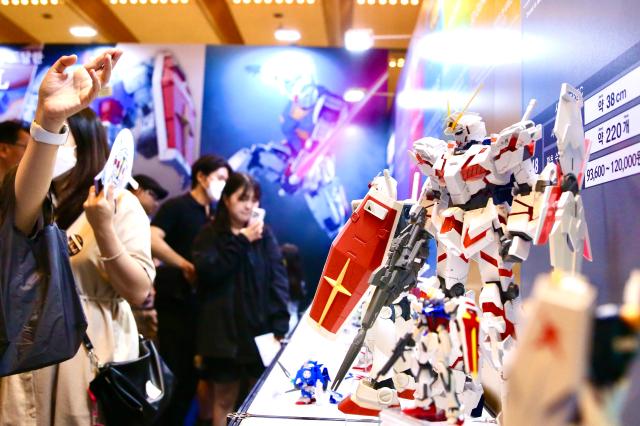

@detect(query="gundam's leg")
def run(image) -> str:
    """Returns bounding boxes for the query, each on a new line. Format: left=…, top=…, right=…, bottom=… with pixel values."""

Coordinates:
left=402, top=331, right=447, bottom=421
left=341, top=302, right=409, bottom=415
left=436, top=243, right=471, bottom=298
left=478, top=234, right=519, bottom=371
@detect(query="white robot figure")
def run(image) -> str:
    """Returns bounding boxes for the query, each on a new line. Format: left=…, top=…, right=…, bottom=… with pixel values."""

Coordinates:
left=374, top=278, right=483, bottom=425
left=409, top=95, right=545, bottom=372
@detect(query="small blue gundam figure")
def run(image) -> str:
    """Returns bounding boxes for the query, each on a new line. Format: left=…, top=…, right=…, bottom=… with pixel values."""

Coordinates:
left=293, top=360, right=331, bottom=405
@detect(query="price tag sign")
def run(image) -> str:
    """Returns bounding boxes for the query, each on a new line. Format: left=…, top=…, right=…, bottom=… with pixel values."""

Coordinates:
left=584, top=141, right=640, bottom=188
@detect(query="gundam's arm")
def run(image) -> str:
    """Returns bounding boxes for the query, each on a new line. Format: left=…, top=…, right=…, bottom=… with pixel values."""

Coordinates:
left=502, top=157, right=539, bottom=262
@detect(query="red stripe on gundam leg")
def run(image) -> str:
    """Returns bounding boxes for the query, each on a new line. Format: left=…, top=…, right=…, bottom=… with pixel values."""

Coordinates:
left=441, top=216, right=463, bottom=234
left=463, top=229, right=488, bottom=248
left=459, top=253, right=469, bottom=263
left=449, top=356, right=463, bottom=369
left=499, top=268, right=513, bottom=277
left=438, top=253, right=447, bottom=262
left=480, top=251, right=498, bottom=267
left=481, top=302, right=516, bottom=340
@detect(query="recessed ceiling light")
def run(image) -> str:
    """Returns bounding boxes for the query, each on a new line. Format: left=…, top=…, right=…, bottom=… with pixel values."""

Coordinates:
left=345, top=28, right=374, bottom=52
left=69, top=26, right=97, bottom=38
left=274, top=28, right=301, bottom=42
left=1, top=0, right=9, bottom=5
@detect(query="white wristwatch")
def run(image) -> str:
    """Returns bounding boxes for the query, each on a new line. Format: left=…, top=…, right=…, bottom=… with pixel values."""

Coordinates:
left=30, top=121, right=69, bottom=146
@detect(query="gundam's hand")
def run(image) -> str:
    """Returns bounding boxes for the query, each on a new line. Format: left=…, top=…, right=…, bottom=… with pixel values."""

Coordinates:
left=500, top=233, right=527, bottom=263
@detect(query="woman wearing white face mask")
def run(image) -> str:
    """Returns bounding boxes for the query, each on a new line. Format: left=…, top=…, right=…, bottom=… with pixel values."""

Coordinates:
left=0, top=51, right=153, bottom=425
left=0, top=106, right=155, bottom=425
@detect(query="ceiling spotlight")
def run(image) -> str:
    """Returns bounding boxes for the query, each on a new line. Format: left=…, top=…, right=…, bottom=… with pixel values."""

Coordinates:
left=345, top=28, right=374, bottom=52
left=50, top=0, right=57, bottom=4
left=379, top=0, right=388, bottom=4
left=397, top=58, right=405, bottom=67
left=274, top=28, right=301, bottom=42
left=367, top=0, right=375, bottom=5
left=356, top=0, right=365, bottom=4
left=69, top=26, right=97, bottom=38
left=1, top=0, right=9, bottom=5
left=400, top=0, right=409, bottom=4
left=389, top=0, right=397, bottom=4
left=306, top=0, right=314, bottom=3
left=389, top=59, right=397, bottom=68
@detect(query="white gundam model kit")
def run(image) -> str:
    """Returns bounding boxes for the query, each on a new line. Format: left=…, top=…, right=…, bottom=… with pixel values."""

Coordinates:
left=304, top=83, right=631, bottom=424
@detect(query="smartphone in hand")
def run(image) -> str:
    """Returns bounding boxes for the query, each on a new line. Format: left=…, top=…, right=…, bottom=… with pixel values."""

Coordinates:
left=249, top=207, right=266, bottom=225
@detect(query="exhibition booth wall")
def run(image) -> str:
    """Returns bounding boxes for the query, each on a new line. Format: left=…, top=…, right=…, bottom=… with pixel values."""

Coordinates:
left=0, top=43, right=391, bottom=297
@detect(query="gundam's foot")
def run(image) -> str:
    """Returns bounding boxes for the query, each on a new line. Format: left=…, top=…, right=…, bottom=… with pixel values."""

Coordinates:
left=446, top=408, right=465, bottom=425
left=338, top=395, right=382, bottom=416
left=402, top=403, right=447, bottom=421
left=397, top=389, right=415, bottom=400
left=393, top=372, right=416, bottom=400
left=296, top=396, right=316, bottom=405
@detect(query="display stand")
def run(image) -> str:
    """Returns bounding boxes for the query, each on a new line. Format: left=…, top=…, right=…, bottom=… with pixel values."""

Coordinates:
left=229, top=313, right=496, bottom=425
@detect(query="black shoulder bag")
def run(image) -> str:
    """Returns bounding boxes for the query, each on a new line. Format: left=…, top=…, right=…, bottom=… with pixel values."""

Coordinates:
left=0, top=195, right=87, bottom=376
left=83, top=335, right=175, bottom=426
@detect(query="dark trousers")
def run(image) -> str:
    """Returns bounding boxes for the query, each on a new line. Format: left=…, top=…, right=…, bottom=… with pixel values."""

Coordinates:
left=156, top=300, right=198, bottom=426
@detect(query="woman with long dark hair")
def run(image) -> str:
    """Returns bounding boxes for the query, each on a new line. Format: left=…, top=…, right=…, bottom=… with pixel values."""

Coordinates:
left=0, top=53, right=156, bottom=424
left=192, top=172, right=290, bottom=426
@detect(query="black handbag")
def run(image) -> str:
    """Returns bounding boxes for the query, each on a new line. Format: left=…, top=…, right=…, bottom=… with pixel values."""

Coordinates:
left=0, top=194, right=87, bottom=376
left=83, top=335, right=175, bottom=426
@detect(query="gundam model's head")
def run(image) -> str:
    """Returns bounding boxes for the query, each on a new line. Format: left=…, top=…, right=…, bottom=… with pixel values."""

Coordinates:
left=444, top=112, right=487, bottom=147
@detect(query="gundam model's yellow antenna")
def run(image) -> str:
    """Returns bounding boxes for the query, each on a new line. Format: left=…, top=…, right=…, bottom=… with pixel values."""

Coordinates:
left=447, top=99, right=451, bottom=118
left=450, top=83, right=484, bottom=131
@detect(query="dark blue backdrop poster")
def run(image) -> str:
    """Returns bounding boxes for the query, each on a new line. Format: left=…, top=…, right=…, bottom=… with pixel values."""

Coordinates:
left=200, top=46, right=390, bottom=295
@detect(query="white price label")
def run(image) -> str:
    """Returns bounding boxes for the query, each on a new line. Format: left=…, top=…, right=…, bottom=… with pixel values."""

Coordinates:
left=584, top=65, right=640, bottom=124
left=585, top=104, right=640, bottom=155
left=584, top=142, right=640, bottom=188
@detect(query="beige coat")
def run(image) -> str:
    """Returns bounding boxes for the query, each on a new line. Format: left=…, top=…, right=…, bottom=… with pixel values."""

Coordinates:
left=0, top=191, right=155, bottom=426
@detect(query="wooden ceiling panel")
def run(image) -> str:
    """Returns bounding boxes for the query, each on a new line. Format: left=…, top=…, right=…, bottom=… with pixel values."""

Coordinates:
left=228, top=1, right=327, bottom=47
left=107, top=2, right=220, bottom=44
left=0, top=4, right=109, bottom=43
left=353, top=3, right=420, bottom=49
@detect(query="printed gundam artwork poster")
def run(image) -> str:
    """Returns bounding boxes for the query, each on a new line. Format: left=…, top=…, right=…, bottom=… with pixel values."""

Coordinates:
left=0, top=43, right=206, bottom=198
left=200, top=46, right=390, bottom=292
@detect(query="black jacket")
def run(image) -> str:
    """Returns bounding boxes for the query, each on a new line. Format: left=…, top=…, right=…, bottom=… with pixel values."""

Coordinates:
left=192, top=224, right=290, bottom=360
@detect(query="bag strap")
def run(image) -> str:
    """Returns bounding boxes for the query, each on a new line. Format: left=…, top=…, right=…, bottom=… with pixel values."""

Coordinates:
left=82, top=334, right=101, bottom=372
left=43, top=191, right=55, bottom=226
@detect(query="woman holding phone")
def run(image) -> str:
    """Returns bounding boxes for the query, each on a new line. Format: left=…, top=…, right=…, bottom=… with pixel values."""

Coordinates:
left=192, top=172, right=290, bottom=426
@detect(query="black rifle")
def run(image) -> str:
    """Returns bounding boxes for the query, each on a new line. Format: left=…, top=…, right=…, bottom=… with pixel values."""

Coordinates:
left=331, top=206, right=430, bottom=391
